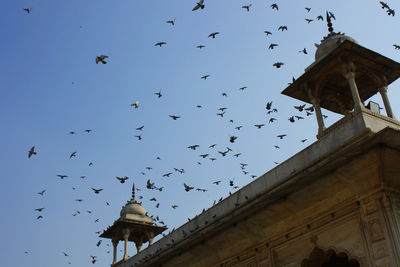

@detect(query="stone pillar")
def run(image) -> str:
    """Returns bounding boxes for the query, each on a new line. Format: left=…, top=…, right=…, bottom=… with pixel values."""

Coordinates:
left=122, top=228, right=131, bottom=260
left=112, top=238, right=119, bottom=264
left=342, top=64, right=363, bottom=112
left=379, top=86, right=395, bottom=119
left=310, top=97, right=325, bottom=138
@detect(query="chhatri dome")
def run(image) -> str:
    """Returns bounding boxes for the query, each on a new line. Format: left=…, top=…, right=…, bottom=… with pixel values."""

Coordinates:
left=119, top=184, right=153, bottom=224
left=314, top=12, right=358, bottom=61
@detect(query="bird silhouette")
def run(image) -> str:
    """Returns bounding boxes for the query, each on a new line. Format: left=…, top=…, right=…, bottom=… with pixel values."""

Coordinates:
left=269, top=43, right=278, bottom=49
left=166, top=18, right=176, bottom=25
left=196, top=45, right=205, bottom=49
left=131, top=101, right=139, bottom=109
left=169, top=115, right=180, bottom=120
left=254, top=124, right=265, bottom=129
left=277, top=134, right=287, bottom=139
left=264, top=31, right=272, bottom=36
left=208, top=32, right=220, bottom=38
left=229, top=136, right=237, bottom=143
left=96, top=55, right=108, bottom=64
left=24, top=8, right=32, bottom=13
left=91, top=188, right=103, bottom=194
left=154, top=42, right=167, bottom=47
left=116, top=176, right=129, bottom=183
left=57, top=174, right=68, bottom=179
left=201, top=75, right=210, bottom=80
left=305, top=7, right=311, bottom=12
left=273, top=62, right=284, bottom=68
left=305, top=18, right=313, bottom=24
left=242, top=4, right=252, bottom=12
left=278, top=26, right=288, bottom=31
left=271, top=3, right=279, bottom=10
left=37, top=190, right=46, bottom=196
left=192, top=0, right=205, bottom=11
left=393, top=44, right=400, bottom=49
left=154, top=91, right=162, bottom=98
left=184, top=183, right=194, bottom=192
left=28, top=146, right=37, bottom=158
left=70, top=152, right=77, bottom=158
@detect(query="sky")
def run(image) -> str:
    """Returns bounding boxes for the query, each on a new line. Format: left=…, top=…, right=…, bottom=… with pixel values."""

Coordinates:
left=1, top=0, right=400, bottom=266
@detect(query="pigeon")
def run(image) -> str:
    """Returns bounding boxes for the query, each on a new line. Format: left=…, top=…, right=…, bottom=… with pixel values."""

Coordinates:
left=273, top=62, right=284, bottom=68
left=229, top=136, right=237, bottom=143
left=28, top=146, right=37, bottom=158
left=70, top=152, right=77, bottom=158
left=305, top=7, right=311, bottom=12
left=208, top=32, right=220, bottom=38
left=37, top=190, right=46, bottom=196
left=201, top=75, right=210, bottom=80
left=35, top=208, right=44, bottom=212
left=154, top=91, right=162, bottom=98
left=169, top=115, right=180, bottom=120
left=188, top=145, right=199, bottom=150
left=393, top=44, right=400, bottom=50
left=196, top=45, right=205, bottom=49
left=305, top=18, right=313, bottom=24
left=57, top=174, right=68, bottom=179
left=184, top=183, right=194, bottom=192
left=96, top=55, right=108, bottom=64
left=269, top=43, right=278, bottom=49
left=271, top=3, right=279, bottom=10
left=277, top=134, right=287, bottom=139
left=254, top=124, right=265, bottom=129
left=278, top=26, right=288, bottom=31
left=192, top=0, right=205, bottom=11
left=166, top=18, right=176, bottom=25
left=131, top=101, right=139, bottom=109
left=91, top=188, right=103, bottom=194
left=317, top=15, right=324, bottom=21
left=116, top=176, right=129, bottom=183
left=84, top=129, right=92, bottom=133
left=154, top=42, right=167, bottom=47
left=264, top=31, right=272, bottom=36
left=136, top=125, right=144, bottom=131
left=24, top=8, right=32, bottom=13
left=242, top=4, right=252, bottom=11
left=299, top=48, right=308, bottom=54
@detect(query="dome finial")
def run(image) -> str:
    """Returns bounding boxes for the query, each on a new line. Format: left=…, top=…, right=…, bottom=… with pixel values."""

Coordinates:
left=131, top=183, right=136, bottom=200
left=326, top=11, right=334, bottom=33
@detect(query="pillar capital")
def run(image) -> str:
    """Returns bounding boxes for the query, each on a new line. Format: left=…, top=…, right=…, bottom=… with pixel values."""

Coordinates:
left=340, top=61, right=356, bottom=79
left=379, top=86, right=388, bottom=94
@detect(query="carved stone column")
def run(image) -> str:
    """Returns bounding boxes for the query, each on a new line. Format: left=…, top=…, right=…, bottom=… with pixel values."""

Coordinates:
left=379, top=86, right=395, bottom=119
left=310, top=97, right=325, bottom=138
left=112, top=237, right=119, bottom=264
left=342, top=63, right=363, bottom=112
left=122, top=228, right=131, bottom=260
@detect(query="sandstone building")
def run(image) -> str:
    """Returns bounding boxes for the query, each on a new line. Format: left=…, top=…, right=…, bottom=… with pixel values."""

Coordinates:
left=101, top=21, right=400, bottom=267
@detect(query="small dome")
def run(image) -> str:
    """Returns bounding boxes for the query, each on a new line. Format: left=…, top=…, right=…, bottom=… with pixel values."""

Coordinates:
left=315, top=33, right=358, bottom=61
left=120, top=200, right=146, bottom=217
left=120, top=199, right=154, bottom=224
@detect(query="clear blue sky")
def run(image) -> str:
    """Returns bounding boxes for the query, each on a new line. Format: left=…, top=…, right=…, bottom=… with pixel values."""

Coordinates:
left=1, top=0, right=399, bottom=266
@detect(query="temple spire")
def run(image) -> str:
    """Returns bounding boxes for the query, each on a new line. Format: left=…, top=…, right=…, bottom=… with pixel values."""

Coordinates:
left=131, top=183, right=136, bottom=200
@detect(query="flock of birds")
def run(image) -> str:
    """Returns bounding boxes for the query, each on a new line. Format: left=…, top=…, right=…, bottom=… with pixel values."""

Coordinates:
left=21, top=0, right=399, bottom=266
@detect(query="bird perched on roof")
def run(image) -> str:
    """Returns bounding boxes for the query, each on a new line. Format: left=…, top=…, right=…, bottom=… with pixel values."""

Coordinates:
left=242, top=4, right=252, bottom=12
left=28, top=146, right=37, bottom=158
left=192, top=0, right=205, bottom=11
left=96, top=55, right=108, bottom=64
left=154, top=42, right=167, bottom=47
left=166, top=18, right=176, bottom=25
left=208, top=32, right=220, bottom=38
left=91, top=188, right=103, bottom=194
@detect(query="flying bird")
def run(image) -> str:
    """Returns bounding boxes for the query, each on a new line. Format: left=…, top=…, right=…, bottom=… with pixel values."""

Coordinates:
left=136, top=125, right=144, bottom=131
left=242, top=4, right=252, bottom=12
left=264, top=31, right=272, bottom=36
left=305, top=7, right=311, bottom=12
left=196, top=45, right=205, bottom=49
left=169, top=115, right=180, bottom=120
left=166, top=18, right=176, bottom=25
left=254, top=124, right=265, bottom=129
left=57, top=174, right=68, bottom=179
left=277, top=134, right=287, bottom=139
left=305, top=18, right=313, bottom=24
left=24, top=8, right=32, bottom=13
left=91, top=188, right=103, bottom=194
left=269, top=43, right=278, bottom=49
left=229, top=136, right=237, bottom=143
left=154, top=91, right=162, bottom=98
left=154, top=42, right=167, bottom=47
left=184, top=183, right=194, bottom=192
left=208, top=32, right=220, bottom=38
left=131, top=101, right=139, bottom=109
left=201, top=75, right=210, bottom=80
left=393, top=44, right=400, bottom=50
left=192, top=0, right=205, bottom=11
left=278, top=26, right=288, bottom=31
left=271, top=3, right=279, bottom=10
left=70, top=152, right=77, bottom=158
left=28, top=146, right=37, bottom=158
left=116, top=176, right=129, bottom=183
left=273, top=62, right=284, bottom=68
left=96, top=55, right=108, bottom=64
left=299, top=48, right=308, bottom=54
left=37, top=190, right=46, bottom=196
